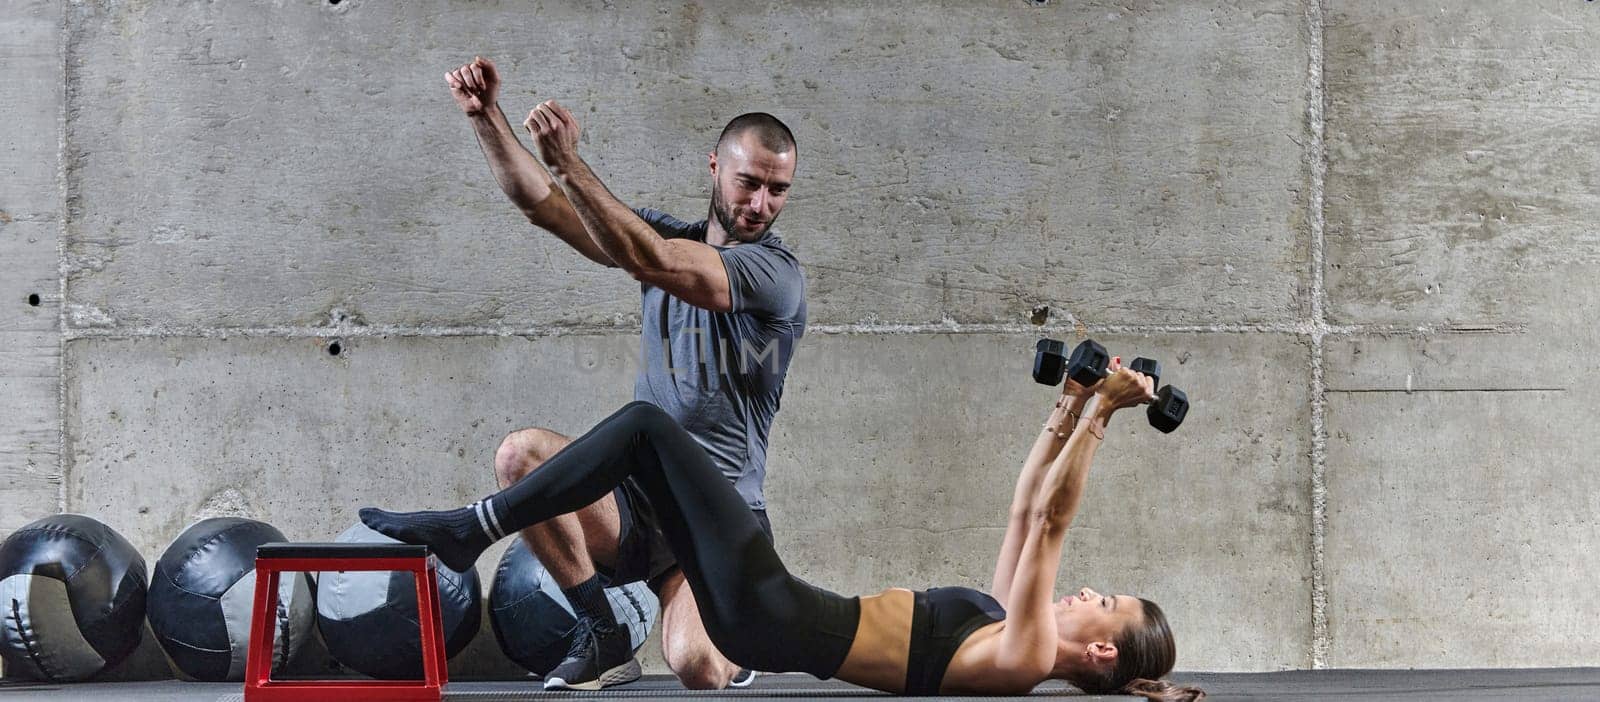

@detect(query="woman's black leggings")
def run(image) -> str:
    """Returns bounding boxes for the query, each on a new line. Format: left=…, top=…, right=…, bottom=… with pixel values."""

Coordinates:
left=485, top=401, right=860, bottom=678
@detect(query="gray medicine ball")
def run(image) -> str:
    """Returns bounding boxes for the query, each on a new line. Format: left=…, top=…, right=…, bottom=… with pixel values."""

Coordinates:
left=147, top=518, right=314, bottom=681
left=0, top=514, right=147, bottom=681
left=489, top=538, right=658, bottom=676
left=316, top=522, right=480, bottom=679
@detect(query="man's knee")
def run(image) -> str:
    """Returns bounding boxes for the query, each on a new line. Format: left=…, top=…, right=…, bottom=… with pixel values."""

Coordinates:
left=659, top=578, right=736, bottom=689
left=493, top=427, right=567, bottom=488
left=664, top=638, right=734, bottom=690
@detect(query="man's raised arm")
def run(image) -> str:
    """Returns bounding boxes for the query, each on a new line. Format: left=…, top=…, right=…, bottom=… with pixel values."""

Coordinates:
left=447, top=57, right=614, bottom=267
left=521, top=99, right=737, bottom=313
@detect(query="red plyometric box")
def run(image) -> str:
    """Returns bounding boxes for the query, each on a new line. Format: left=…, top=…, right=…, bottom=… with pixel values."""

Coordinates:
left=243, top=542, right=446, bottom=702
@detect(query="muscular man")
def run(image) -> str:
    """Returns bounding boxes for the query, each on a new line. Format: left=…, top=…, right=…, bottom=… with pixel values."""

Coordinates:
left=447, top=57, right=805, bottom=690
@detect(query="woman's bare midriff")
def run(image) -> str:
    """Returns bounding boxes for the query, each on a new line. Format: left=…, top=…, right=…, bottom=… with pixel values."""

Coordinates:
left=831, top=587, right=915, bottom=693
left=831, top=587, right=1016, bottom=695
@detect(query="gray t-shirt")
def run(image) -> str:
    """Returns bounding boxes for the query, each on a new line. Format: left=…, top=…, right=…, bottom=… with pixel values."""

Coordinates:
left=632, top=208, right=807, bottom=510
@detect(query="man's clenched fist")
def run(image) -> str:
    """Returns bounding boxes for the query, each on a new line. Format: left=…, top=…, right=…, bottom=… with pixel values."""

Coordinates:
left=446, top=56, right=498, bottom=116
left=523, top=100, right=583, bottom=174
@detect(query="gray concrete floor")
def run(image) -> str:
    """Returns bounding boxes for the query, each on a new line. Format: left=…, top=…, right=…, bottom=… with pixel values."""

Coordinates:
left=3, top=669, right=1600, bottom=701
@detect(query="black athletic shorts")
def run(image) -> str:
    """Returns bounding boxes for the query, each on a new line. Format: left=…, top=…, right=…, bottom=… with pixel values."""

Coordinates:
left=598, top=475, right=774, bottom=590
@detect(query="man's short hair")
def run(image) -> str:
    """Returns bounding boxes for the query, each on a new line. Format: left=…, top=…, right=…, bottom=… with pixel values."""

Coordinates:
left=716, top=113, right=797, bottom=157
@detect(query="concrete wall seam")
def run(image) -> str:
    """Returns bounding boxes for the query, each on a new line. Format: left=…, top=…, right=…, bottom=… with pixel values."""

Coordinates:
left=55, top=321, right=1529, bottom=341
left=1302, top=0, right=1329, bottom=671
left=57, top=0, right=71, bottom=516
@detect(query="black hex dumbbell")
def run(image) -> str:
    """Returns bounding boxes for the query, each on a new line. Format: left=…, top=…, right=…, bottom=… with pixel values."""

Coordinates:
left=1125, top=356, right=1188, bottom=433
left=1033, top=339, right=1067, bottom=385
left=1033, top=339, right=1110, bottom=388
left=1120, top=356, right=1196, bottom=434
left=1128, top=357, right=1161, bottom=386
left=1148, top=386, right=1189, bottom=433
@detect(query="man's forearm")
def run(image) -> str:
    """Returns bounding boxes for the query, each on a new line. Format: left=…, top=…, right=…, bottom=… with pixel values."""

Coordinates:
left=552, top=157, right=664, bottom=272
left=470, top=106, right=559, bottom=218
left=469, top=108, right=614, bottom=266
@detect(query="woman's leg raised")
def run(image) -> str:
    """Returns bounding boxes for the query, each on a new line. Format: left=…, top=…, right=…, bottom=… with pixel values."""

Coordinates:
left=360, top=401, right=852, bottom=674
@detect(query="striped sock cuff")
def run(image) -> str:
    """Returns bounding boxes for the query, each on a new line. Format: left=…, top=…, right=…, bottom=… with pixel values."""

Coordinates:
left=472, top=499, right=506, bottom=541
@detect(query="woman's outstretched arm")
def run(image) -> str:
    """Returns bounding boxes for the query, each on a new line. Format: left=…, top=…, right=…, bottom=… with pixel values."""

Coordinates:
left=995, top=364, right=1156, bottom=677
left=990, top=379, right=1094, bottom=605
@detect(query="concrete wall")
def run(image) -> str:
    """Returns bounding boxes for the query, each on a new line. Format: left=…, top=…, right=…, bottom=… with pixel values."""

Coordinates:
left=2, top=0, right=63, bottom=540
left=1322, top=0, right=1600, bottom=668
left=1, top=0, right=1595, bottom=681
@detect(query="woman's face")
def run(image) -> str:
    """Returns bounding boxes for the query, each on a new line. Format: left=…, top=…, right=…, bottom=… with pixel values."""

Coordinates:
left=1054, top=586, right=1143, bottom=647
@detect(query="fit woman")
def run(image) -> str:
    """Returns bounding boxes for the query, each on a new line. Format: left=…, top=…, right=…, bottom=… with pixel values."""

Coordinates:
left=361, top=357, right=1203, bottom=700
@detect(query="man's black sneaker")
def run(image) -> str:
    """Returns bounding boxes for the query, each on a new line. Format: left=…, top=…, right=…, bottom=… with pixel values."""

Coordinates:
left=543, top=618, right=641, bottom=690
left=729, top=667, right=758, bottom=688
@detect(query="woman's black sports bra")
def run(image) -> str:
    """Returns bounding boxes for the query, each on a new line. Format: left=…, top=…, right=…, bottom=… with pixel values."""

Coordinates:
left=904, top=587, right=1007, bottom=695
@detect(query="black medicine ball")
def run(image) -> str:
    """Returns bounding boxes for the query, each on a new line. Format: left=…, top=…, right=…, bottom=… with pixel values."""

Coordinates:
left=0, top=514, right=147, bottom=681
left=316, top=522, right=481, bottom=679
left=147, top=517, right=315, bottom=681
